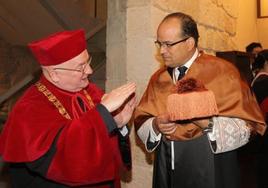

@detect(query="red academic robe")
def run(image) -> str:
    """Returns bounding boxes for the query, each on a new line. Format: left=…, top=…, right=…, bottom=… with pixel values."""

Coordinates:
left=0, top=76, right=125, bottom=187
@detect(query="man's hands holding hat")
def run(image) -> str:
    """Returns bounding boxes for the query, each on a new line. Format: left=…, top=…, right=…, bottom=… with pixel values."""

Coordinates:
left=152, top=114, right=177, bottom=136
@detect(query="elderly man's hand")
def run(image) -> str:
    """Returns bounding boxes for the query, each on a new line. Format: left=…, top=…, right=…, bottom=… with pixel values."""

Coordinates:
left=101, top=82, right=136, bottom=112
left=113, top=95, right=137, bottom=128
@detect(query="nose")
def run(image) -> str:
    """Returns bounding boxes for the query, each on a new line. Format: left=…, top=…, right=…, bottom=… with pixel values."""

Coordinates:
left=84, top=63, right=93, bottom=75
left=160, top=45, right=168, bottom=54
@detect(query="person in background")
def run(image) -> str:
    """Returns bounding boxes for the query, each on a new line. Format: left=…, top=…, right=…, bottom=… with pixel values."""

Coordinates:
left=246, top=42, right=263, bottom=57
left=134, top=12, right=266, bottom=188
left=252, top=49, right=268, bottom=89
left=246, top=42, right=263, bottom=76
left=0, top=29, right=136, bottom=188
left=251, top=49, right=268, bottom=188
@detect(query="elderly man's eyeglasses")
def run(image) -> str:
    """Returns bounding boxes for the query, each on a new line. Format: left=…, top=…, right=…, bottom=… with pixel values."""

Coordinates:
left=155, top=37, right=189, bottom=49
left=53, top=57, right=92, bottom=73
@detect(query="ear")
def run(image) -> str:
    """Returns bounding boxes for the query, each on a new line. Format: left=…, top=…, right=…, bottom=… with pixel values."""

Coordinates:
left=46, top=67, right=60, bottom=83
left=186, top=37, right=196, bottom=51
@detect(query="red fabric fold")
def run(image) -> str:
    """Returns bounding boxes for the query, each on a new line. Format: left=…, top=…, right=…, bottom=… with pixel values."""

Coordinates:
left=47, top=108, right=121, bottom=186
left=0, top=76, right=122, bottom=186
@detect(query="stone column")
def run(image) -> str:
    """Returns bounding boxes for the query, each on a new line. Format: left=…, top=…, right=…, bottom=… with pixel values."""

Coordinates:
left=106, top=0, right=128, bottom=91
left=107, top=1, right=157, bottom=187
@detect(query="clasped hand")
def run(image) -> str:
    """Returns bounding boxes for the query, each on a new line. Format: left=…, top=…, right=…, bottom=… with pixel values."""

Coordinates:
left=152, top=114, right=177, bottom=136
left=153, top=114, right=209, bottom=138
left=101, top=82, right=137, bottom=128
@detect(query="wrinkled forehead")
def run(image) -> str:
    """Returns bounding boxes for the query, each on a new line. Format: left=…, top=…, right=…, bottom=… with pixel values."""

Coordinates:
left=53, top=49, right=90, bottom=68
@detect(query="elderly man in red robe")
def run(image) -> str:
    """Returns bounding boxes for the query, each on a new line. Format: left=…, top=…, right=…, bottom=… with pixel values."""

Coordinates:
left=0, top=29, right=136, bottom=188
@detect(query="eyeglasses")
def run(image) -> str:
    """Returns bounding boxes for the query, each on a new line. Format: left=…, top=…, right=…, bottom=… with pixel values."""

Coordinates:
left=53, top=57, right=92, bottom=73
left=154, top=37, right=189, bottom=49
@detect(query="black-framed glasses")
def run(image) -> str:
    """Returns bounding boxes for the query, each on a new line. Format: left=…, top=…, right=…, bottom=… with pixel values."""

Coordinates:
left=154, top=37, right=189, bottom=49
left=53, top=57, right=92, bottom=73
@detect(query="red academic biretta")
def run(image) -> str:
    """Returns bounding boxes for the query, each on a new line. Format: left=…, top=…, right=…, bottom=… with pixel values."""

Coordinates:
left=28, top=29, right=86, bottom=66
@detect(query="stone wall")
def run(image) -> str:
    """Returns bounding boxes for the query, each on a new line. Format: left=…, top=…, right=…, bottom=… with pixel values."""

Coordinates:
left=152, top=0, right=238, bottom=53
left=106, top=0, right=258, bottom=188
left=234, top=0, right=261, bottom=51
left=0, top=39, right=12, bottom=120
left=257, top=18, right=268, bottom=48
left=0, top=38, right=38, bottom=121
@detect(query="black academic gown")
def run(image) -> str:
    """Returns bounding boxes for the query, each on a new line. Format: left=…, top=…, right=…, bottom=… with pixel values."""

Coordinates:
left=153, top=135, right=240, bottom=188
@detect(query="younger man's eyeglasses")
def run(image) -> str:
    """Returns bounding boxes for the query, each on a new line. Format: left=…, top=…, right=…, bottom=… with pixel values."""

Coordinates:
left=154, top=37, right=189, bottom=49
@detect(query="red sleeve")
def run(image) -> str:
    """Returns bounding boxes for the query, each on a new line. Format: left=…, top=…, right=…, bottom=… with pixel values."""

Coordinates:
left=0, top=91, right=65, bottom=162
left=260, top=97, right=268, bottom=121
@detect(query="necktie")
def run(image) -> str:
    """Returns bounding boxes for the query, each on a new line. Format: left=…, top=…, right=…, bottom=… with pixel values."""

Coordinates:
left=177, top=66, right=188, bottom=80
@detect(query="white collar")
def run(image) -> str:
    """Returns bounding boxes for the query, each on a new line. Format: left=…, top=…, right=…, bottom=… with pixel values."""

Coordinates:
left=183, top=48, right=199, bottom=69
left=173, top=48, right=199, bottom=82
left=251, top=71, right=268, bottom=87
